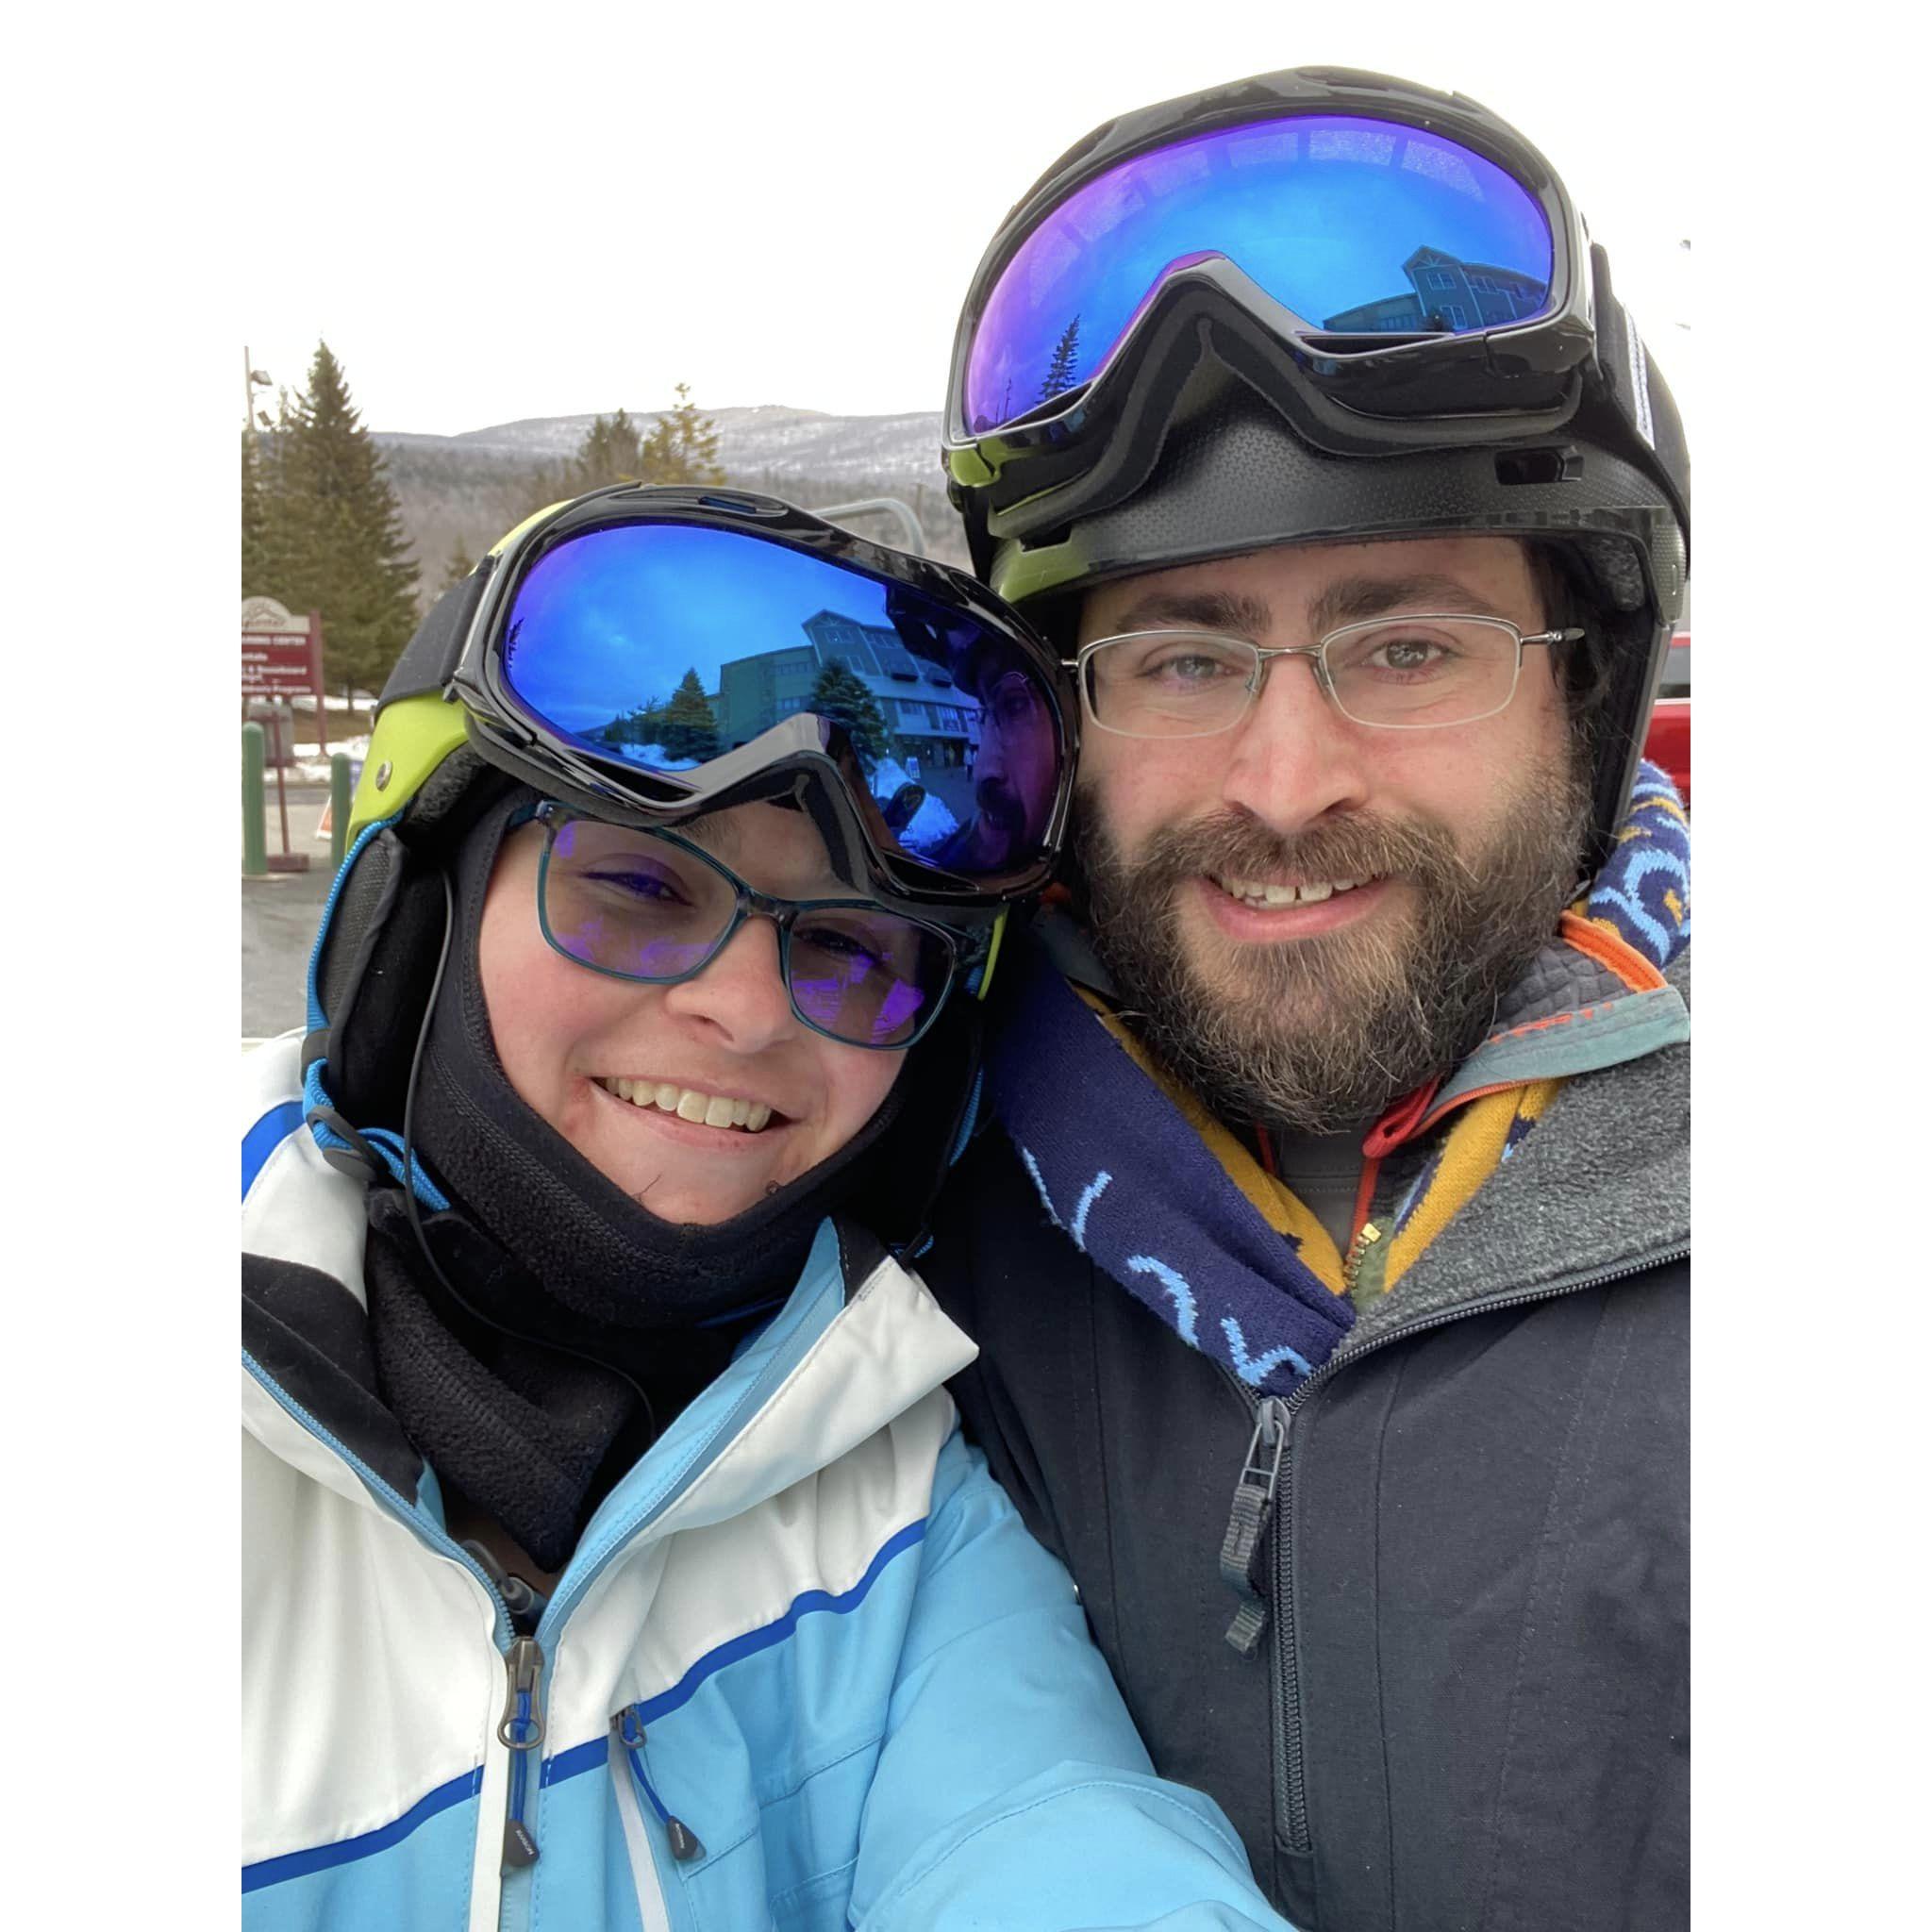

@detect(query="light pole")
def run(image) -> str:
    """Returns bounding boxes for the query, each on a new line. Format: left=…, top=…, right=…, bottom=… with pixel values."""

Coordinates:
left=243, top=348, right=272, bottom=437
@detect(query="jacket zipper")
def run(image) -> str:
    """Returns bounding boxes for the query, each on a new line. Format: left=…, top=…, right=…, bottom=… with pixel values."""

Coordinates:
left=1218, top=1396, right=1290, bottom=1657
left=1341, top=1220, right=1383, bottom=1299
left=251, top=1256, right=843, bottom=1922
left=1215, top=1244, right=1689, bottom=1855
left=499, top=1636, right=546, bottom=1870
left=243, top=1357, right=560, bottom=1913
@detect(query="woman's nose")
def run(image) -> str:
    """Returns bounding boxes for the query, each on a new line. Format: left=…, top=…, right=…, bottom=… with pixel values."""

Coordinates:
left=658, top=915, right=798, bottom=1049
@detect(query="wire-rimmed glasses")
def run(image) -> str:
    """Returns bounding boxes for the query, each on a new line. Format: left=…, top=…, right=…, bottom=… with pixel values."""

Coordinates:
left=1066, top=614, right=1585, bottom=739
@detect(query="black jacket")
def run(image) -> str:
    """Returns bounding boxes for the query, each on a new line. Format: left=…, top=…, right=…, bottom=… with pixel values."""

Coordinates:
left=922, top=953, right=1690, bottom=1932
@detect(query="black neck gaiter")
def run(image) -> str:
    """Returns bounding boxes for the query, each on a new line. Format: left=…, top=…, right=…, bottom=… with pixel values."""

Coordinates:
left=358, top=790, right=969, bottom=1570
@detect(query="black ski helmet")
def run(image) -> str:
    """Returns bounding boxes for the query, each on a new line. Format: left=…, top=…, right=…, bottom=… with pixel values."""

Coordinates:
left=941, top=66, right=1689, bottom=871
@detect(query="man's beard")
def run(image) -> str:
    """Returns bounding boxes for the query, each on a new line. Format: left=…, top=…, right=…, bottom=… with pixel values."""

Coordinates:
left=1072, top=753, right=1592, bottom=1134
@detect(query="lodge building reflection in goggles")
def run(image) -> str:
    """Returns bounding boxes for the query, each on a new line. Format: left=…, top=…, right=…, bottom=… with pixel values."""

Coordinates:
left=395, top=487, right=1077, bottom=912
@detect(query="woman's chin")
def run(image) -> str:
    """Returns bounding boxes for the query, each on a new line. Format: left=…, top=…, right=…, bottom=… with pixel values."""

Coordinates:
left=596, top=1153, right=779, bottom=1227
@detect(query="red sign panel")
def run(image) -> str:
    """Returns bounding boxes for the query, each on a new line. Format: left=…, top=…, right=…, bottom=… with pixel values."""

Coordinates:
left=242, top=630, right=320, bottom=697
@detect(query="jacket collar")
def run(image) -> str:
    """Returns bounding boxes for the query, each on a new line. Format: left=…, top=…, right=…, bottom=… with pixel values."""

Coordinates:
left=243, top=1035, right=975, bottom=1544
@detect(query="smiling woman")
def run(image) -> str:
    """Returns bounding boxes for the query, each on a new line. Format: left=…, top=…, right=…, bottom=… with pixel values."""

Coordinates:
left=241, top=485, right=1294, bottom=1932
left=478, top=802, right=917, bottom=1224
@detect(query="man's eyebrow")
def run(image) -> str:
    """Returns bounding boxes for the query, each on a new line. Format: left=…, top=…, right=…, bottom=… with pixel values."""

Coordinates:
left=1102, top=590, right=1275, bottom=639
left=1307, top=574, right=1498, bottom=634
left=1100, top=574, right=1504, bottom=644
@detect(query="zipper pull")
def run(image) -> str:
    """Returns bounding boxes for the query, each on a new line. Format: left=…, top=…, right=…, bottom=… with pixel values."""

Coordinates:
left=1220, top=1397, right=1290, bottom=1657
left=499, top=1637, right=545, bottom=1871
left=499, top=1637, right=546, bottom=1751
left=614, top=1705, right=707, bottom=1863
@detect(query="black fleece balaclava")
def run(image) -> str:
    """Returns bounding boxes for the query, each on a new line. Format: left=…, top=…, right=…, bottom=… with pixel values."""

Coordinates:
left=360, top=786, right=973, bottom=1570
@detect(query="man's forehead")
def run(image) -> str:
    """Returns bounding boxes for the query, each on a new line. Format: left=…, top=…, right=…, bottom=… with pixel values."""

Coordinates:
left=1079, top=535, right=1537, bottom=641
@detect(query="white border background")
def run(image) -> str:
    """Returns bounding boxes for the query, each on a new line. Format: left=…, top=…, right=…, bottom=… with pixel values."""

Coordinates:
left=8, top=1, right=1916, bottom=1919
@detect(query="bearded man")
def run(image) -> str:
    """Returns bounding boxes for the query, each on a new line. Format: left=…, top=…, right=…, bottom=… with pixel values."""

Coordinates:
left=919, top=67, right=1690, bottom=1932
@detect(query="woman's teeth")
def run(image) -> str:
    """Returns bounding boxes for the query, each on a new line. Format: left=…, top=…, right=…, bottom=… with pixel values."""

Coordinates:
left=1211, top=874, right=1368, bottom=908
left=597, top=1077, right=774, bottom=1132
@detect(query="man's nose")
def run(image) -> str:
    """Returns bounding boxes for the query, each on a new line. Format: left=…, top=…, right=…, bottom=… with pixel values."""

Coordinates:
left=1218, top=653, right=1374, bottom=835
left=658, top=916, right=797, bottom=1050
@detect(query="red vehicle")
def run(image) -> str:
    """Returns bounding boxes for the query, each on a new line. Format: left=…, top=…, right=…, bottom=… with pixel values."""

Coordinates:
left=1643, top=629, right=1690, bottom=806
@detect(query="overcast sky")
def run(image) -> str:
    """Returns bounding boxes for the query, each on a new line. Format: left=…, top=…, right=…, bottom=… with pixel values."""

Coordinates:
left=239, top=3, right=1692, bottom=440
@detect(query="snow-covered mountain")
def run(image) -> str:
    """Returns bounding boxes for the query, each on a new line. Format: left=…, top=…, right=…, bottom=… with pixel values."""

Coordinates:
left=375, top=405, right=963, bottom=594
left=388, top=404, right=944, bottom=482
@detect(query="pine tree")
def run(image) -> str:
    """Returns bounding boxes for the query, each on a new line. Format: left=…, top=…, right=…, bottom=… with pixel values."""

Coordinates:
left=639, top=384, right=724, bottom=485
left=807, top=659, right=891, bottom=770
left=241, top=430, right=271, bottom=598
left=441, top=539, right=476, bottom=590
left=573, top=409, right=646, bottom=491
left=1037, top=314, right=1083, bottom=404
left=270, top=341, right=422, bottom=700
left=242, top=388, right=315, bottom=603
left=658, top=668, right=721, bottom=762
left=595, top=699, right=668, bottom=750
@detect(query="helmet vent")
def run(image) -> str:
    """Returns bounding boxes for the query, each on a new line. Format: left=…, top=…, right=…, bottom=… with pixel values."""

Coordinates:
left=1495, top=448, right=1578, bottom=487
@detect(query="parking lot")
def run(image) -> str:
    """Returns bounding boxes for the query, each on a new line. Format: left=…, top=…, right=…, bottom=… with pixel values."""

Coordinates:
left=243, top=781, right=339, bottom=1040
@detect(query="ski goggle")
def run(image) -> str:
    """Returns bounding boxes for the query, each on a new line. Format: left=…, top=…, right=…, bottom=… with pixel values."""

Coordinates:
left=951, top=108, right=1574, bottom=443
left=436, top=490, right=1076, bottom=909
left=533, top=805, right=964, bottom=1050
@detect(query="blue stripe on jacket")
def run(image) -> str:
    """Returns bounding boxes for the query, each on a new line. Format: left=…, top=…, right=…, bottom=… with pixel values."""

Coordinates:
left=242, top=1766, right=482, bottom=1894
left=242, top=1100, right=304, bottom=1200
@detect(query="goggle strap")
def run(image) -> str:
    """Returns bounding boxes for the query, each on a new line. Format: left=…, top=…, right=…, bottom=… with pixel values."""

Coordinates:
left=377, top=566, right=491, bottom=714
left=1588, top=250, right=1690, bottom=528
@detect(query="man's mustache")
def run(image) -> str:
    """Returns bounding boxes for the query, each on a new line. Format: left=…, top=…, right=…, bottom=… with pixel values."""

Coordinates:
left=1124, top=808, right=1465, bottom=898
left=974, top=778, right=1026, bottom=833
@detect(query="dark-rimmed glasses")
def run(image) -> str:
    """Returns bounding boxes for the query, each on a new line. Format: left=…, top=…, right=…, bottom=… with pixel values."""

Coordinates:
left=532, top=805, right=964, bottom=1051
left=1067, top=613, right=1585, bottom=739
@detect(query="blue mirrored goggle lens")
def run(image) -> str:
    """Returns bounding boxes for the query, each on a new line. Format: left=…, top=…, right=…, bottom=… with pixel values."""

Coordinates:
left=501, top=522, right=1063, bottom=882
left=964, top=113, right=1554, bottom=434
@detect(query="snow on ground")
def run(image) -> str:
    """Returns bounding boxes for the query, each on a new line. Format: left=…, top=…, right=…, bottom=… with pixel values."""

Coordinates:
left=871, top=758, right=959, bottom=851
left=602, top=741, right=702, bottom=771
left=284, top=735, right=371, bottom=784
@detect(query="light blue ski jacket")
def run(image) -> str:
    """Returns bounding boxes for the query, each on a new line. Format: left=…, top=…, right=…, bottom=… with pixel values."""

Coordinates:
left=242, top=1036, right=1293, bottom=1931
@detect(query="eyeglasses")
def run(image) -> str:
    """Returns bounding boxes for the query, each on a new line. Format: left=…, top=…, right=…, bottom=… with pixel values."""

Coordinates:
left=532, top=805, right=965, bottom=1051
left=1066, top=614, right=1584, bottom=739
left=983, top=670, right=1046, bottom=726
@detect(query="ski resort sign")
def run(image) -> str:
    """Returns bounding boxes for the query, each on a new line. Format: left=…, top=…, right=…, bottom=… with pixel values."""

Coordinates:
left=242, top=598, right=325, bottom=703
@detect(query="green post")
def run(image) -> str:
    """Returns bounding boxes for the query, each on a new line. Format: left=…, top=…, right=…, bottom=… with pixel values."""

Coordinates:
left=329, top=752, right=353, bottom=872
left=242, top=722, right=268, bottom=876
